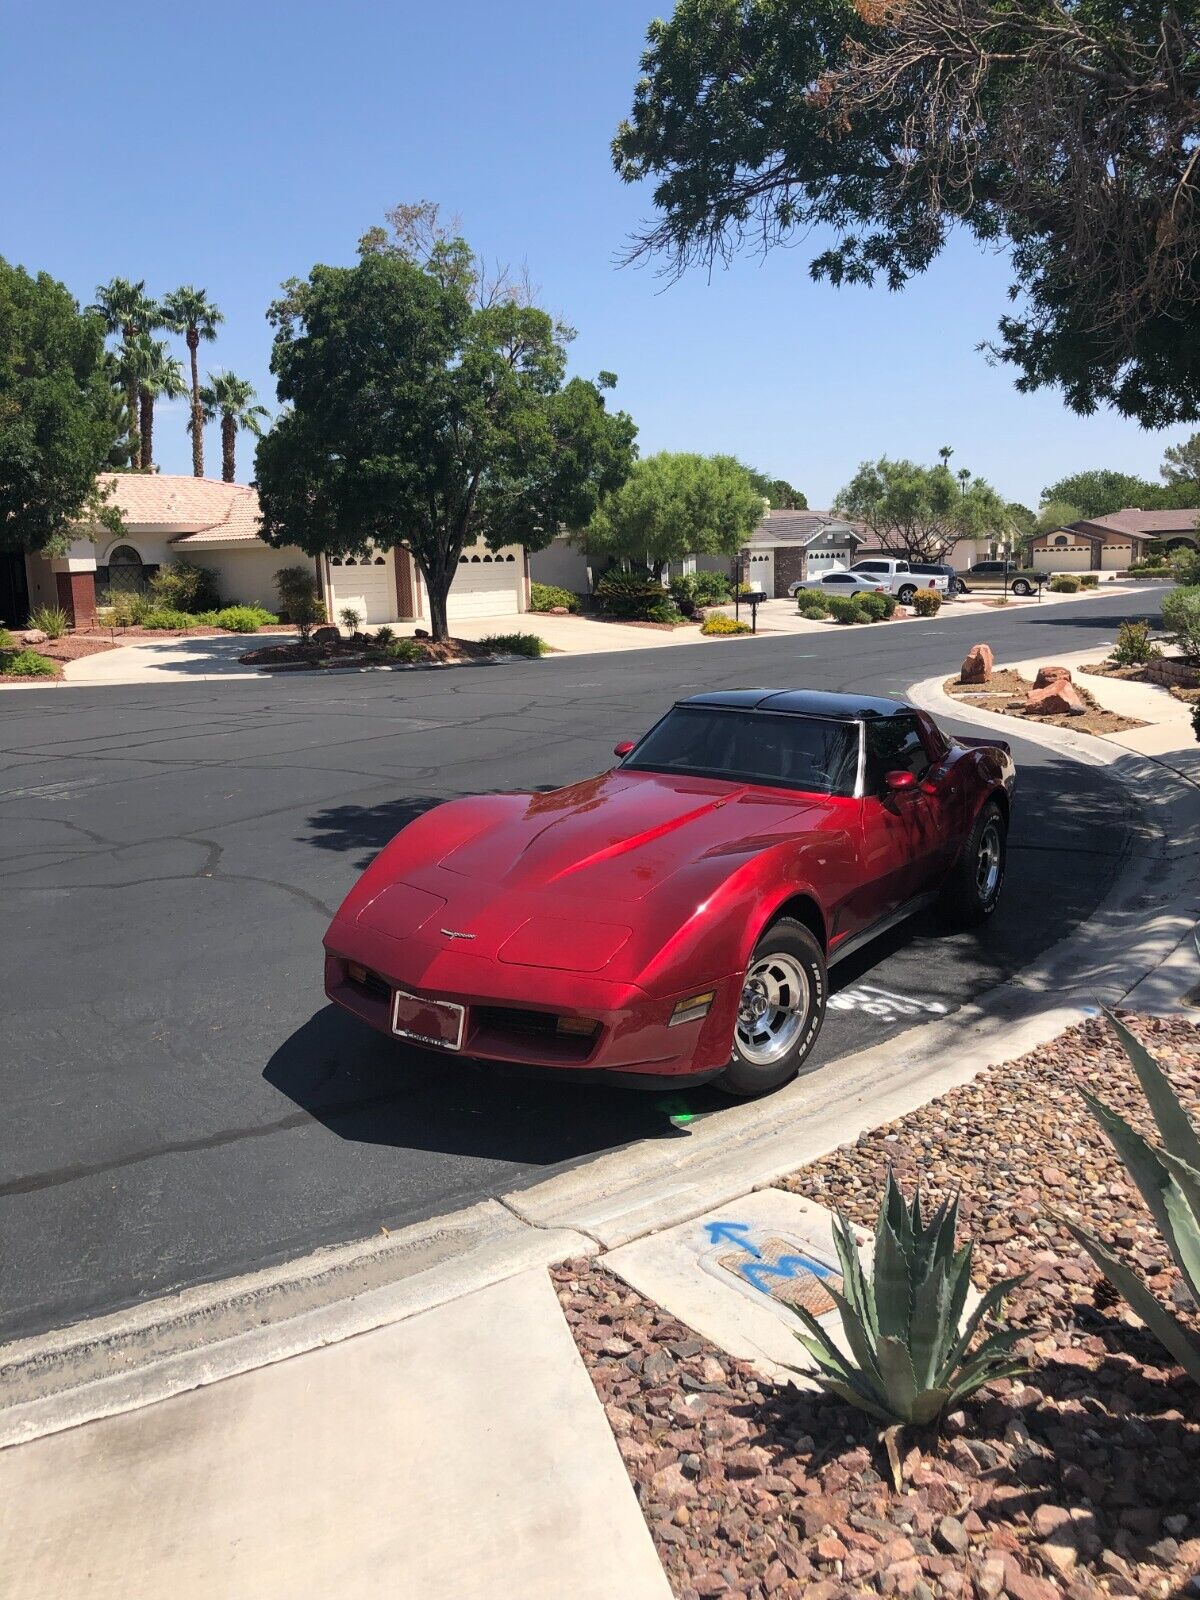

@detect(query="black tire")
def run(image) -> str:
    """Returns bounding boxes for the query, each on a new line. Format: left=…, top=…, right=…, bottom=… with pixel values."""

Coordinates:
left=1011, top=578, right=1032, bottom=596
left=715, top=918, right=827, bottom=1097
left=941, top=800, right=1007, bottom=927
left=897, top=584, right=917, bottom=605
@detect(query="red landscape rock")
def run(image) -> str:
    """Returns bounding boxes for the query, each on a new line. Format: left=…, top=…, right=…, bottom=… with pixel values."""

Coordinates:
left=960, top=643, right=994, bottom=684
left=1034, top=664, right=1072, bottom=689
left=1025, top=680, right=1087, bottom=716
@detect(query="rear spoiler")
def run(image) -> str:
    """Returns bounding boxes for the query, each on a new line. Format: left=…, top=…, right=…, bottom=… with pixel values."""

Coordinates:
left=955, top=734, right=1011, bottom=756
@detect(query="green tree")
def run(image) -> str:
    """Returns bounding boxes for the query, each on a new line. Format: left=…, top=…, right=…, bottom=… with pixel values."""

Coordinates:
left=614, top=0, right=1200, bottom=428
left=836, top=457, right=1006, bottom=563
left=198, top=372, right=268, bottom=482
left=1040, top=470, right=1163, bottom=519
left=1162, top=433, right=1200, bottom=494
left=126, top=336, right=187, bottom=470
left=740, top=462, right=806, bottom=509
left=161, top=286, right=223, bottom=477
left=256, top=211, right=636, bottom=642
left=91, top=277, right=159, bottom=467
left=582, top=452, right=762, bottom=576
left=1036, top=500, right=1083, bottom=534
left=0, top=259, right=121, bottom=553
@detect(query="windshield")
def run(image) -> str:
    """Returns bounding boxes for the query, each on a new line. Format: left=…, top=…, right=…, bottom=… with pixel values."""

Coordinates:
left=622, top=706, right=860, bottom=796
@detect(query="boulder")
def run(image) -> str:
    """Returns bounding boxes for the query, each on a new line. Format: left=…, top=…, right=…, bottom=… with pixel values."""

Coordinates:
left=22, top=629, right=48, bottom=644
left=1025, top=680, right=1086, bottom=716
left=309, top=625, right=340, bottom=645
left=959, top=643, right=994, bottom=684
left=549, top=605, right=570, bottom=615
left=414, top=628, right=430, bottom=639
left=1034, top=664, right=1072, bottom=689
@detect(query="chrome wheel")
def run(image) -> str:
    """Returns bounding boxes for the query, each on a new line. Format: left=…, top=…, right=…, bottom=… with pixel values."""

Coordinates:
left=735, top=953, right=810, bottom=1066
left=976, top=819, right=1002, bottom=901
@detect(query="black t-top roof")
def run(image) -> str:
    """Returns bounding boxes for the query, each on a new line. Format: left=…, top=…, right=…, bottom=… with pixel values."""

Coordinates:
left=679, top=689, right=914, bottom=721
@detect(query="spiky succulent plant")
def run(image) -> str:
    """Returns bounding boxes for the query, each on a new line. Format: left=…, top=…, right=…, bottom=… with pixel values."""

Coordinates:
left=791, top=1172, right=1026, bottom=1425
left=1066, top=1008, right=1200, bottom=1383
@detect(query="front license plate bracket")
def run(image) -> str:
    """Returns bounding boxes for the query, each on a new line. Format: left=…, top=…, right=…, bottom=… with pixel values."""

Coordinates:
left=391, top=988, right=466, bottom=1051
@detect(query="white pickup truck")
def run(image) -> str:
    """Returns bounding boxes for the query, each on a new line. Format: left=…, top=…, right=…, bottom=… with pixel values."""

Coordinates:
left=848, top=558, right=951, bottom=605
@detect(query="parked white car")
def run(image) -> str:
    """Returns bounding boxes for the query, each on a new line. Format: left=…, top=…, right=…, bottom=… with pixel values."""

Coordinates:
left=788, top=569, right=891, bottom=599
left=849, top=558, right=950, bottom=604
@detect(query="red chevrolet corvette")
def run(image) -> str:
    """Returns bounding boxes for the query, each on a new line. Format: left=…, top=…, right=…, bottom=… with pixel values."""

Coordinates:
left=324, top=690, right=1015, bottom=1095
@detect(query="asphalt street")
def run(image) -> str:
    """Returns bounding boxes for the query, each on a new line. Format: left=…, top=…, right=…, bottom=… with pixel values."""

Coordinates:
left=0, top=589, right=1164, bottom=1341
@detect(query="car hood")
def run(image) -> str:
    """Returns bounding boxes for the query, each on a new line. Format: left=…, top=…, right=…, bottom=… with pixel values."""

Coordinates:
left=432, top=769, right=824, bottom=901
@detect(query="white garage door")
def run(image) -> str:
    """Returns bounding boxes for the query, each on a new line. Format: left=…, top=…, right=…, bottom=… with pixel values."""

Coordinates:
left=806, top=553, right=847, bottom=576
left=447, top=548, right=522, bottom=619
left=745, top=549, right=774, bottom=596
left=327, top=553, right=395, bottom=624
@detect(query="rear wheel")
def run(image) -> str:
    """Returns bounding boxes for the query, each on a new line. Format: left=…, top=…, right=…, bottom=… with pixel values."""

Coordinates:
left=716, top=918, right=826, bottom=1097
left=897, top=584, right=917, bottom=605
left=941, top=800, right=1006, bottom=926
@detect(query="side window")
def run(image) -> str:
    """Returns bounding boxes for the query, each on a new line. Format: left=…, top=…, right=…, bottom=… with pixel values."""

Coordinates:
left=896, top=561, right=909, bottom=572
left=865, top=716, right=931, bottom=792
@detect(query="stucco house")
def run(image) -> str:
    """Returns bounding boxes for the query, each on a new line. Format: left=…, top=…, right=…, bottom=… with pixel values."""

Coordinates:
left=3, top=475, right=530, bottom=629
left=1030, top=507, right=1200, bottom=573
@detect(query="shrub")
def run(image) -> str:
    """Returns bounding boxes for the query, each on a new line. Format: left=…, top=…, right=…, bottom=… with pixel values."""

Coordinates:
left=855, top=590, right=892, bottom=622
left=214, top=605, right=276, bottom=633
left=149, top=559, right=220, bottom=614
left=828, top=594, right=866, bottom=625
left=107, top=591, right=154, bottom=627
left=645, top=602, right=683, bottom=623
left=141, top=607, right=198, bottom=630
left=1079, top=573, right=1099, bottom=588
left=477, top=632, right=548, bottom=657
left=378, top=636, right=422, bottom=663
left=700, top=613, right=751, bottom=635
left=912, top=587, right=942, bottom=616
left=668, top=573, right=701, bottom=617
left=1171, top=545, right=1200, bottom=587
left=274, top=565, right=326, bottom=640
left=0, top=627, right=14, bottom=650
left=791, top=1171, right=1025, bottom=1428
left=27, top=604, right=69, bottom=639
left=1066, top=1009, right=1200, bottom=1384
left=1049, top=574, right=1081, bottom=593
left=594, top=568, right=668, bottom=621
left=339, top=607, right=362, bottom=634
left=1111, top=619, right=1160, bottom=666
left=373, top=625, right=396, bottom=646
left=691, top=569, right=733, bottom=606
left=794, top=589, right=832, bottom=618
left=3, top=647, right=58, bottom=677
left=529, top=581, right=580, bottom=613
left=1162, top=585, right=1200, bottom=660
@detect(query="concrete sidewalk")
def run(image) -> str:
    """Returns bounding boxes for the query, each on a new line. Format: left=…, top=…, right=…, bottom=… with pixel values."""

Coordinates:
left=62, top=633, right=263, bottom=685
left=0, top=1267, right=670, bottom=1600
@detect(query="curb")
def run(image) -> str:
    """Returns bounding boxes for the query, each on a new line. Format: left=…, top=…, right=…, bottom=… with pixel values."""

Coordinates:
left=2, top=679, right=1196, bottom=1450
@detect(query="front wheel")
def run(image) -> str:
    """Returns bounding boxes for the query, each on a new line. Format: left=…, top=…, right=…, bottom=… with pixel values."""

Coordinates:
left=941, top=800, right=1007, bottom=926
left=716, top=918, right=827, bottom=1097
left=1011, top=578, right=1032, bottom=596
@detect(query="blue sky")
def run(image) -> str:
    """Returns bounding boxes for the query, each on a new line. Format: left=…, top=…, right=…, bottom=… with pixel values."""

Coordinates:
left=2, top=0, right=1189, bottom=508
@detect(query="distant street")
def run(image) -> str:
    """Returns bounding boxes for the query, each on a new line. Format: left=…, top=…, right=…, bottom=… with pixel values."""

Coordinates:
left=0, top=588, right=1163, bottom=1341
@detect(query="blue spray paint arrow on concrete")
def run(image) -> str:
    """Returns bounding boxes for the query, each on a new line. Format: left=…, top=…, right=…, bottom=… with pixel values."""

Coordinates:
left=740, top=1252, right=835, bottom=1296
left=703, top=1220, right=761, bottom=1257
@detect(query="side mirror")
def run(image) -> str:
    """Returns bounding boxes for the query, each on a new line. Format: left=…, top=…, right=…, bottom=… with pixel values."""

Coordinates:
left=884, top=769, right=917, bottom=795
left=614, top=741, right=636, bottom=759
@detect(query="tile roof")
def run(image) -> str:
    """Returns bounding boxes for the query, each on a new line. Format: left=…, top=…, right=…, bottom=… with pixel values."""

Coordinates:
left=747, top=510, right=866, bottom=548
left=95, top=474, right=265, bottom=544
left=1076, top=508, right=1200, bottom=537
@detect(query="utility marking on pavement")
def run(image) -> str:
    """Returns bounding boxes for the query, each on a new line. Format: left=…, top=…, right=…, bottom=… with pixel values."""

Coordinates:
left=703, top=1220, right=760, bottom=1256
left=828, top=983, right=948, bottom=1022
left=702, top=1222, right=844, bottom=1314
left=656, top=1094, right=697, bottom=1125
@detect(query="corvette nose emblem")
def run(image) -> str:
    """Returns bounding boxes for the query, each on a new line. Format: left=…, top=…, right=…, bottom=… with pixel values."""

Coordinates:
left=440, top=928, right=476, bottom=941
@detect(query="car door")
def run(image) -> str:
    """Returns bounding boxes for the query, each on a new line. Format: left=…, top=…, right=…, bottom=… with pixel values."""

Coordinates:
left=857, top=715, right=949, bottom=914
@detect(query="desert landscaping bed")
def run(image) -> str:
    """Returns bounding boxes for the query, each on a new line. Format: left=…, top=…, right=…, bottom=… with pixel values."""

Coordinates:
left=239, top=632, right=549, bottom=670
left=561, top=1014, right=1200, bottom=1600
left=943, top=669, right=1144, bottom=736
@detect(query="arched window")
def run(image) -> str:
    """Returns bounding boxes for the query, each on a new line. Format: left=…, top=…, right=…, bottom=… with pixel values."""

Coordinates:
left=1053, top=534, right=1069, bottom=547
left=107, top=544, right=143, bottom=593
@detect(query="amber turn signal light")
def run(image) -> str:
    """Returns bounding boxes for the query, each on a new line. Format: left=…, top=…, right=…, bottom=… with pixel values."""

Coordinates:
left=669, top=991, right=715, bottom=1027
left=555, top=1015, right=599, bottom=1037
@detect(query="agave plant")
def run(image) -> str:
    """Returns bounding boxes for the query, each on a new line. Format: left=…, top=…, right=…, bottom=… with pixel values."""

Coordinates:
left=791, top=1172, right=1026, bottom=1426
left=1065, top=1008, right=1200, bottom=1383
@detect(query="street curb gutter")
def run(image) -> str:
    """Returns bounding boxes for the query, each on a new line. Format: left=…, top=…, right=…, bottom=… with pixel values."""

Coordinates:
left=2, top=677, right=1196, bottom=1450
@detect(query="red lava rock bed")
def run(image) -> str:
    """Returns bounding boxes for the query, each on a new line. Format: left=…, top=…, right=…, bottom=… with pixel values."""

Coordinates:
left=239, top=634, right=499, bottom=669
left=561, top=1014, right=1200, bottom=1599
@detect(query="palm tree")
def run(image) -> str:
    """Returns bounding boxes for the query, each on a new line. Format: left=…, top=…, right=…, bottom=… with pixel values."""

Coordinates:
left=197, top=372, right=269, bottom=482
left=128, top=337, right=188, bottom=469
left=161, top=287, right=223, bottom=477
left=91, top=278, right=159, bottom=467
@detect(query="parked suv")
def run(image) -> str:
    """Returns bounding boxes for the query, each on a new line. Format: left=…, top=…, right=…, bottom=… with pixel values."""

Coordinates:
left=849, top=557, right=950, bottom=605
left=958, top=560, right=1044, bottom=597
left=908, top=561, right=965, bottom=596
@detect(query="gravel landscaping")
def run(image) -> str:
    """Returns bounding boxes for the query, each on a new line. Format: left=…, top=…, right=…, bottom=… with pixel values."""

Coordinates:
left=561, top=1014, right=1200, bottom=1600
left=943, top=670, right=1144, bottom=736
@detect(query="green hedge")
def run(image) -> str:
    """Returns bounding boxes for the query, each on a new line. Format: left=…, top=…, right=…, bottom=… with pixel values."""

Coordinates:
left=1049, top=574, right=1081, bottom=593
left=529, top=582, right=580, bottom=613
left=478, top=632, right=549, bottom=657
left=795, top=589, right=832, bottom=617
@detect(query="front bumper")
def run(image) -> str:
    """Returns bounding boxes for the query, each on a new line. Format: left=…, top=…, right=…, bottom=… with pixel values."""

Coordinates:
left=323, top=923, right=741, bottom=1081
